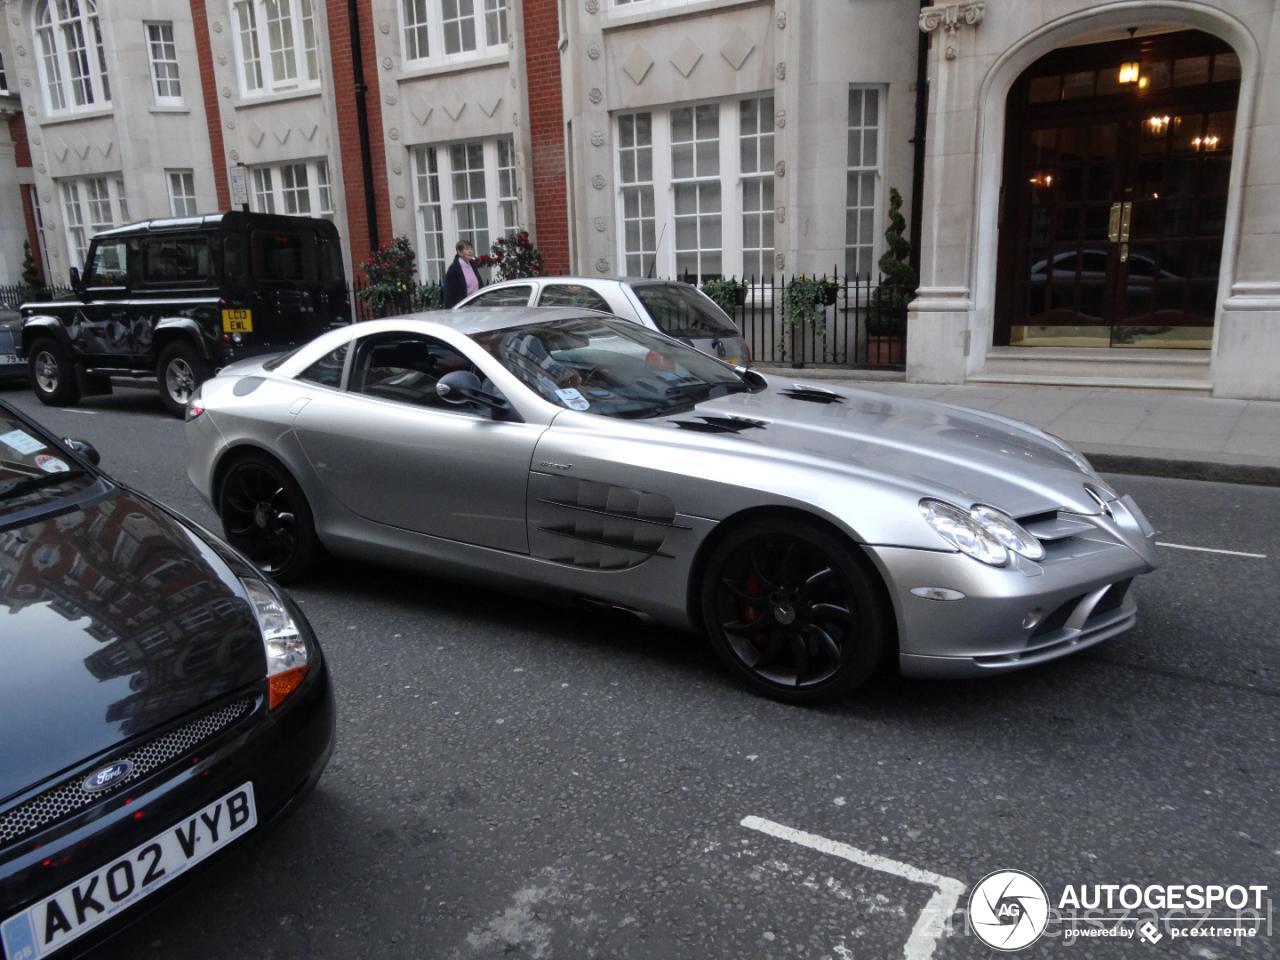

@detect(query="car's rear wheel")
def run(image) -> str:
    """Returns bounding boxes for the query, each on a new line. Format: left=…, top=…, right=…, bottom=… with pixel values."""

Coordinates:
left=218, top=454, right=319, bottom=584
left=157, top=341, right=210, bottom=418
left=27, top=337, right=81, bottom=407
left=700, top=517, right=888, bottom=704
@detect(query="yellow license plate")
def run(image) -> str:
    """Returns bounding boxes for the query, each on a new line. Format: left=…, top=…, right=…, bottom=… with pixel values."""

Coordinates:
left=726, top=358, right=739, bottom=366
left=221, top=309, right=253, bottom=334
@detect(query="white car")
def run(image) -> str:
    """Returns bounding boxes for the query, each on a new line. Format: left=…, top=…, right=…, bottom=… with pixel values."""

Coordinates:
left=456, top=276, right=752, bottom=366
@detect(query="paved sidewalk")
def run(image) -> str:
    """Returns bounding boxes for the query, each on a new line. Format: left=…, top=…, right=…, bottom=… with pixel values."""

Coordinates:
left=753, top=366, right=1280, bottom=484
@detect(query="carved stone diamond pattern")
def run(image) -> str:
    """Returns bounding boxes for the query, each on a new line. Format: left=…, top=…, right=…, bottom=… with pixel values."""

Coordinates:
left=719, top=28, right=755, bottom=71
left=444, top=97, right=467, bottom=122
left=477, top=94, right=502, bottom=118
left=247, top=123, right=266, bottom=148
left=622, top=45, right=653, bottom=85
left=410, top=96, right=433, bottom=126
left=668, top=38, right=702, bottom=79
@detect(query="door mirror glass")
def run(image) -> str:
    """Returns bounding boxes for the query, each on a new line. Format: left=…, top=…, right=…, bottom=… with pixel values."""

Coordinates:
left=436, top=370, right=510, bottom=412
left=69, top=266, right=83, bottom=294
left=62, top=437, right=101, bottom=466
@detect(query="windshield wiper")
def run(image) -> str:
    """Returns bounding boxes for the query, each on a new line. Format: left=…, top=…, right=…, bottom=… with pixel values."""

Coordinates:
left=0, top=470, right=87, bottom=501
left=665, top=381, right=751, bottom=400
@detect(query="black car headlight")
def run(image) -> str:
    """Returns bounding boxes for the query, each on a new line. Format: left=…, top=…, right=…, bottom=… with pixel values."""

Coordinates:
left=241, top=577, right=311, bottom=710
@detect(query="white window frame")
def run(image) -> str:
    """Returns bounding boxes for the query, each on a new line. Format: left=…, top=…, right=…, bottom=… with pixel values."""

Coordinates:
left=614, top=95, right=776, bottom=284
left=845, top=85, right=885, bottom=280
left=410, top=136, right=518, bottom=283
left=248, top=159, right=334, bottom=218
left=34, top=0, right=112, bottom=116
left=398, top=0, right=509, bottom=69
left=145, top=21, right=183, bottom=106
left=231, top=0, right=320, bottom=98
left=166, top=170, right=198, bottom=217
left=59, top=174, right=129, bottom=270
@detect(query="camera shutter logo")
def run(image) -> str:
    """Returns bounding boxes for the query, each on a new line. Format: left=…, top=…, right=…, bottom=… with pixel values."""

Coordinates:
left=969, top=869, right=1050, bottom=951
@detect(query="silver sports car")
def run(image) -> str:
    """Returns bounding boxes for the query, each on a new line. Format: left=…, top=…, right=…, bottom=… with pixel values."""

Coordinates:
left=185, top=307, right=1158, bottom=703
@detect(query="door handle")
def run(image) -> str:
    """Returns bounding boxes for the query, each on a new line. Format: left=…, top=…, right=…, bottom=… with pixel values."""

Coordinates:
left=1108, top=203, right=1122, bottom=243
left=1119, top=201, right=1133, bottom=242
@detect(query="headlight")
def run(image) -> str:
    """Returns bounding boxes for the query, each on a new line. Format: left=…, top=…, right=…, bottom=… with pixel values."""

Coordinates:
left=919, top=500, right=1046, bottom=566
left=1044, top=431, right=1094, bottom=475
left=970, top=505, right=1045, bottom=561
left=241, top=578, right=310, bottom=710
left=919, top=500, right=1008, bottom=566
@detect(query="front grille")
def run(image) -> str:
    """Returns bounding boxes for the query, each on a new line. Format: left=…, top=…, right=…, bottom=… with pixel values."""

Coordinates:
left=0, top=697, right=252, bottom=847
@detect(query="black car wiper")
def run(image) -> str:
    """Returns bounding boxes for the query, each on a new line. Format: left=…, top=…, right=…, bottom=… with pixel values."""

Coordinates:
left=0, top=469, right=87, bottom=501
left=665, top=381, right=751, bottom=400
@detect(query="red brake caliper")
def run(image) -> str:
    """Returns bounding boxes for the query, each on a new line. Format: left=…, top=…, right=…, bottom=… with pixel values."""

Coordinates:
left=740, top=573, right=766, bottom=646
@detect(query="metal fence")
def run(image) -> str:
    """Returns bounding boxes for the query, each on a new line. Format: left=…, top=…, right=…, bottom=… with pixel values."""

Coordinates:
left=704, top=271, right=911, bottom=370
left=0, top=284, right=75, bottom=308
left=350, top=270, right=912, bottom=370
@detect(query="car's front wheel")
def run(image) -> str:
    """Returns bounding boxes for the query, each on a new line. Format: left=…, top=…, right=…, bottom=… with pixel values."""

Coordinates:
left=700, top=517, right=888, bottom=704
left=157, top=341, right=210, bottom=418
left=27, top=337, right=81, bottom=407
left=218, top=453, right=320, bottom=584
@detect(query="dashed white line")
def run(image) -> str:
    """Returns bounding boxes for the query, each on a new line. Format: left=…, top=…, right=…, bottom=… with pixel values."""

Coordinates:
left=64, top=409, right=98, bottom=415
left=1156, top=541, right=1267, bottom=559
left=740, top=815, right=965, bottom=960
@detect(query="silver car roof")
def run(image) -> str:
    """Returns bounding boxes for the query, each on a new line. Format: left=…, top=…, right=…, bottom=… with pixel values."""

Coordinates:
left=369, top=305, right=607, bottom=336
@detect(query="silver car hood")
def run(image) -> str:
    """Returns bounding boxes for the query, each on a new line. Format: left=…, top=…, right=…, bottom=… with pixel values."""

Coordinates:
left=669, top=382, right=1106, bottom=519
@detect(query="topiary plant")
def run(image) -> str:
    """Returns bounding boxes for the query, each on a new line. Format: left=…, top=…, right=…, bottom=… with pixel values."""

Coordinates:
left=867, top=187, right=918, bottom=336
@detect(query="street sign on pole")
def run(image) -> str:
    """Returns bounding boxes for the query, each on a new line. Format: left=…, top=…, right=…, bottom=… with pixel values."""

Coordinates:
left=229, top=164, right=250, bottom=211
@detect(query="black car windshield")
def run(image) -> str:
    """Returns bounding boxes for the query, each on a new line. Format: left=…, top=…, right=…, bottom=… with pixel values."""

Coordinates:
left=473, top=316, right=749, bottom=419
left=0, top=410, right=94, bottom=517
left=632, top=283, right=740, bottom=339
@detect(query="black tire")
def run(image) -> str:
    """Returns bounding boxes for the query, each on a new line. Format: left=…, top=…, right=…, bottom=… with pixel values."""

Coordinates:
left=27, top=337, right=81, bottom=407
left=700, top=517, right=888, bottom=704
left=217, top=453, right=319, bottom=584
left=157, top=341, right=210, bottom=418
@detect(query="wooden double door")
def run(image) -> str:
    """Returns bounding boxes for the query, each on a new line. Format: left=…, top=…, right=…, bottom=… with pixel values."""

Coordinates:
left=996, top=31, right=1241, bottom=348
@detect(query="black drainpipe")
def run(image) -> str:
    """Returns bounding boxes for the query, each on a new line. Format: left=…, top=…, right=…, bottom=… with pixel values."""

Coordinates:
left=349, top=0, right=380, bottom=251
left=908, top=0, right=929, bottom=274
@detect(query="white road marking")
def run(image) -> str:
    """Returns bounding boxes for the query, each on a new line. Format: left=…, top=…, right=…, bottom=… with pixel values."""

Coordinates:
left=1156, top=541, right=1267, bottom=559
left=741, top=816, right=965, bottom=960
left=65, top=408, right=98, bottom=415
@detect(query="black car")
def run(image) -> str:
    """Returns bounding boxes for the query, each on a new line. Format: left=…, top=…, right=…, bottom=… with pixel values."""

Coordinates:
left=18, top=212, right=349, bottom=417
left=0, top=401, right=334, bottom=958
left=0, top=308, right=23, bottom=383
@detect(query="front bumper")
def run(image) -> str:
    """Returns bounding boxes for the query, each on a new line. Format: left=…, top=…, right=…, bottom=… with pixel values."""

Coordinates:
left=0, top=650, right=335, bottom=959
left=872, top=499, right=1158, bottom=679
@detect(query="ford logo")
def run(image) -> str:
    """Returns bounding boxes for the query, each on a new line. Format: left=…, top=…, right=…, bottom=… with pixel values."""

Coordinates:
left=82, top=760, right=134, bottom=794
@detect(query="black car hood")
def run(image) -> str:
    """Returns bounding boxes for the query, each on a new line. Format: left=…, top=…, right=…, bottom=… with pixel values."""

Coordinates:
left=0, top=488, right=264, bottom=802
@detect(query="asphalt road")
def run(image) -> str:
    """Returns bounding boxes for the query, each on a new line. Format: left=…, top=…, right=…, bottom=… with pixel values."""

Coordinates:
left=3, top=381, right=1277, bottom=960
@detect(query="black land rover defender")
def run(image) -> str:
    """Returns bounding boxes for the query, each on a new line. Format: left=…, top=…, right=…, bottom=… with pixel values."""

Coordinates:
left=19, top=211, right=349, bottom=416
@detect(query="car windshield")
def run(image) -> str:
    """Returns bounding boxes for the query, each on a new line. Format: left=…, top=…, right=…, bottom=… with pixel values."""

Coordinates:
left=473, top=316, right=750, bottom=419
left=632, top=283, right=740, bottom=339
left=0, top=410, right=95, bottom=517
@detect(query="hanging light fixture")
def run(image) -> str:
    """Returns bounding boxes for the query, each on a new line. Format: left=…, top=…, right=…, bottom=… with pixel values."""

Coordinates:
left=1118, top=62, right=1141, bottom=84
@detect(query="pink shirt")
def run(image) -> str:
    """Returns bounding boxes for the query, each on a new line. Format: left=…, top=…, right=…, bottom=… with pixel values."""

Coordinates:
left=460, top=257, right=480, bottom=295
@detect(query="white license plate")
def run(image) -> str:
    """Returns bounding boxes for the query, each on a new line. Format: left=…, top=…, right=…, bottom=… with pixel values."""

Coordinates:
left=0, top=355, right=18, bottom=365
left=1, top=782, right=256, bottom=959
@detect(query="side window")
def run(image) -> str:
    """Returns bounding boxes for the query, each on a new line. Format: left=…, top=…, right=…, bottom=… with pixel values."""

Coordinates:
left=350, top=335, right=482, bottom=411
left=224, top=234, right=248, bottom=281
left=538, top=284, right=611, bottom=311
left=143, top=236, right=212, bottom=284
left=297, top=343, right=349, bottom=389
left=85, top=240, right=130, bottom=287
left=462, top=285, right=533, bottom=307
left=251, top=230, right=319, bottom=282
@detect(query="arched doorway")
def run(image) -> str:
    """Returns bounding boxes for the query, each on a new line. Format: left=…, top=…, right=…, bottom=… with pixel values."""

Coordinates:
left=993, top=29, right=1241, bottom=348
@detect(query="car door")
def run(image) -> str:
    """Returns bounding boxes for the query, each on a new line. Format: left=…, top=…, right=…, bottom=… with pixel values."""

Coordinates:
left=290, top=330, right=544, bottom=553
left=76, top=238, right=133, bottom=361
left=535, top=283, right=621, bottom=316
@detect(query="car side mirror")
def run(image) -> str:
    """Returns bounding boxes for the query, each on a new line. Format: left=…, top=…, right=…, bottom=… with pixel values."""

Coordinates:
left=63, top=437, right=101, bottom=466
left=69, top=267, right=83, bottom=294
left=436, top=370, right=510, bottom=413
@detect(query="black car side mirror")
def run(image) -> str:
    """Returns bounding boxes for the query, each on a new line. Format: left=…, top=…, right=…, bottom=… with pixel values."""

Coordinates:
left=436, top=370, right=510, bottom=413
left=63, top=437, right=101, bottom=466
left=69, top=267, right=83, bottom=295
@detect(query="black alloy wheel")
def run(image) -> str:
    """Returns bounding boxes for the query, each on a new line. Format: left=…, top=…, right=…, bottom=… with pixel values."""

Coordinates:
left=27, top=337, right=81, bottom=407
left=218, top=454, right=319, bottom=584
left=701, top=518, right=887, bottom=704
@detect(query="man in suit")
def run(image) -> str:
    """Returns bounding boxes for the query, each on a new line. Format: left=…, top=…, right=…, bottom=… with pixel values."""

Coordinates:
left=443, top=240, right=485, bottom=308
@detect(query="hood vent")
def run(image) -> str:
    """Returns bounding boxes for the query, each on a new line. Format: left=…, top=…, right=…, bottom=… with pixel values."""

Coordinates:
left=780, top=385, right=845, bottom=404
left=672, top=415, right=768, bottom=434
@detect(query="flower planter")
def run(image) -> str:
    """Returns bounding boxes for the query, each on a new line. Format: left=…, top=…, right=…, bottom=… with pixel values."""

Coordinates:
left=734, top=285, right=749, bottom=307
left=821, top=286, right=839, bottom=306
left=867, top=335, right=905, bottom=366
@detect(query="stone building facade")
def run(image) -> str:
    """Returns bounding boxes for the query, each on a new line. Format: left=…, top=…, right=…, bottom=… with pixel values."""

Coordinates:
left=0, top=0, right=1277, bottom=399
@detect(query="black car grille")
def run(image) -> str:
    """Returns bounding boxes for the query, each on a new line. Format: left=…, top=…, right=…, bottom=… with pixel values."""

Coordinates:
left=0, top=697, right=252, bottom=847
